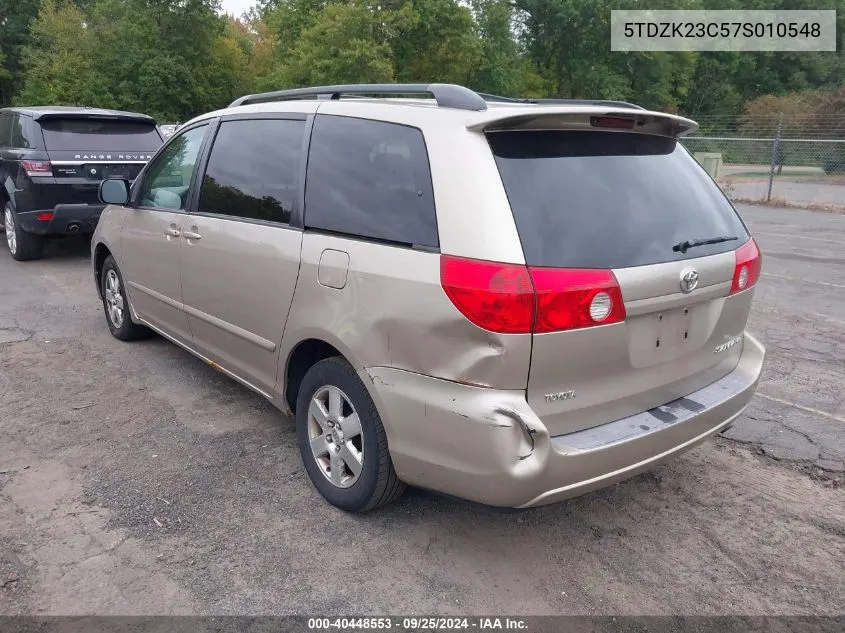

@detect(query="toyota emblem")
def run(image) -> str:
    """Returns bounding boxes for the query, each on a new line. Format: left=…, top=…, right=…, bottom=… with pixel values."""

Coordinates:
left=680, top=269, right=699, bottom=293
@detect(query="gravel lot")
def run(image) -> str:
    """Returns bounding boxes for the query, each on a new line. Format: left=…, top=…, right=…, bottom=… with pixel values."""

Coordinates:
left=1, top=204, right=843, bottom=616
left=728, top=179, right=845, bottom=208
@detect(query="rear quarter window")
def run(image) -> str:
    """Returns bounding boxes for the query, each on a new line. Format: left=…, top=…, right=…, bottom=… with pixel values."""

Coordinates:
left=304, top=115, right=438, bottom=248
left=0, top=112, right=11, bottom=147
left=10, top=114, right=32, bottom=148
left=489, top=130, right=749, bottom=269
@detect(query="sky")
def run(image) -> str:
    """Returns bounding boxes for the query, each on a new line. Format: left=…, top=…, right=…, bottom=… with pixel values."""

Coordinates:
left=219, top=0, right=256, bottom=17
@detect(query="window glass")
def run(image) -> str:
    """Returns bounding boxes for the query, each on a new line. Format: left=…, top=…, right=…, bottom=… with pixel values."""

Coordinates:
left=489, top=131, right=749, bottom=269
left=197, top=118, right=305, bottom=224
left=305, top=115, right=438, bottom=248
left=10, top=115, right=31, bottom=148
left=40, top=119, right=162, bottom=151
left=0, top=113, right=11, bottom=147
left=139, top=125, right=208, bottom=210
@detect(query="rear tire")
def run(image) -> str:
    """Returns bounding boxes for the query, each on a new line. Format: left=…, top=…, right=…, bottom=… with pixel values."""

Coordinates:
left=4, top=203, right=44, bottom=261
left=100, top=255, right=151, bottom=341
left=296, top=357, right=405, bottom=512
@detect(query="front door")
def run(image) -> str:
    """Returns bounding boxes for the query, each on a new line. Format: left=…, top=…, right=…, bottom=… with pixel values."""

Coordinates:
left=179, top=116, right=306, bottom=394
left=120, top=123, right=209, bottom=346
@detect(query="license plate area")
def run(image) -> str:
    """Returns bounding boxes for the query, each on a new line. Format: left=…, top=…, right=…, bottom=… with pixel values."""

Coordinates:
left=82, top=164, right=135, bottom=180
left=654, top=306, right=693, bottom=350
left=627, top=303, right=714, bottom=368
left=105, top=165, right=133, bottom=179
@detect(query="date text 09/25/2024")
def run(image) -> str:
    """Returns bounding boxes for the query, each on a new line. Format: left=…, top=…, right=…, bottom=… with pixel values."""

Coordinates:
left=308, top=618, right=529, bottom=631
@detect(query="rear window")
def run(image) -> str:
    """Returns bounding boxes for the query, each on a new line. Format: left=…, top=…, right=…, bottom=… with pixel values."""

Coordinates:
left=489, top=131, right=749, bottom=269
left=304, top=115, right=438, bottom=248
left=40, top=118, right=162, bottom=151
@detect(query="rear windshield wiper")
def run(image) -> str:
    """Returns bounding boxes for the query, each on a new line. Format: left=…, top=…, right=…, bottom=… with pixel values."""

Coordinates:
left=672, top=235, right=738, bottom=254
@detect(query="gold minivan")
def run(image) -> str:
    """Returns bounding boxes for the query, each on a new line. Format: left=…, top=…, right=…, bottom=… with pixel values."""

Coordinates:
left=92, top=84, right=765, bottom=512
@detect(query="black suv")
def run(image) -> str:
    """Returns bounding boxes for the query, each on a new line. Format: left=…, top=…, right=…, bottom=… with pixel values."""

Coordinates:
left=1, top=106, right=163, bottom=260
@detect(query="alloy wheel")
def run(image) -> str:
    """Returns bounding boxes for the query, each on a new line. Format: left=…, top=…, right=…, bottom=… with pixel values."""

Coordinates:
left=307, top=385, right=364, bottom=488
left=104, top=269, right=125, bottom=329
left=4, top=209, right=16, bottom=256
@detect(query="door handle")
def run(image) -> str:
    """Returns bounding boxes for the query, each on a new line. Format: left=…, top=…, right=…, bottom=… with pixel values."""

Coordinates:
left=164, top=228, right=181, bottom=237
left=182, top=230, right=202, bottom=240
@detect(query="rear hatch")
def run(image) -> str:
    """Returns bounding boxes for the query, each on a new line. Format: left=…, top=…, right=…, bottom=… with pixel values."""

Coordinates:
left=486, top=117, right=760, bottom=437
left=38, top=115, right=161, bottom=194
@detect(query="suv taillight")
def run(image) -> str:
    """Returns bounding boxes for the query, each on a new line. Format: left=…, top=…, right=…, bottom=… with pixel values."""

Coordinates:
left=440, top=255, right=626, bottom=334
left=21, top=160, right=52, bottom=177
left=730, top=238, right=762, bottom=294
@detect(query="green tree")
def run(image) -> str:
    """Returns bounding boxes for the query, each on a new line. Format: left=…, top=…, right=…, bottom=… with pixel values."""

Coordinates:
left=0, top=0, right=41, bottom=106
left=9, top=0, right=845, bottom=123
left=515, top=0, right=701, bottom=107
left=0, top=48, right=11, bottom=83
left=263, top=0, right=333, bottom=60
left=17, top=0, right=249, bottom=122
left=470, top=0, right=532, bottom=96
left=204, top=19, right=253, bottom=108
left=387, top=0, right=482, bottom=85
left=263, top=3, right=395, bottom=88
left=16, top=0, right=109, bottom=107
left=682, top=53, right=748, bottom=117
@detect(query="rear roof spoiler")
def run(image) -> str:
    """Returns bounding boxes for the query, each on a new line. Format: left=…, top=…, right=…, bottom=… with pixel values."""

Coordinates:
left=477, top=93, right=645, bottom=110
left=33, top=111, right=156, bottom=124
left=468, top=107, right=698, bottom=138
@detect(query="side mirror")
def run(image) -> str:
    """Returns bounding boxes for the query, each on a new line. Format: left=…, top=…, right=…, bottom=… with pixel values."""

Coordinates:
left=99, top=178, right=130, bottom=205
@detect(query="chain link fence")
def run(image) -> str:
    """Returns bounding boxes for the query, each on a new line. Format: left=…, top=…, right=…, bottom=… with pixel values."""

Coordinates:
left=680, top=115, right=845, bottom=210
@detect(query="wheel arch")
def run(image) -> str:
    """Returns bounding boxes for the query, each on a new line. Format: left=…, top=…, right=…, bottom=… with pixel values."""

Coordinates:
left=279, top=332, right=401, bottom=456
left=1, top=179, right=13, bottom=210
left=93, top=242, right=112, bottom=299
left=280, top=330, right=383, bottom=414
left=283, top=337, right=344, bottom=414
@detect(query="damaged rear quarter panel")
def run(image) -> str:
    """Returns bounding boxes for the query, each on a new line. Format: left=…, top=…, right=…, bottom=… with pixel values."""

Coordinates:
left=277, top=232, right=532, bottom=395
left=363, top=365, right=552, bottom=505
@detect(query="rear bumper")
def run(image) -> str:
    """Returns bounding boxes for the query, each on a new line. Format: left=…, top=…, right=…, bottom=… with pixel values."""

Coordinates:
left=16, top=204, right=104, bottom=235
left=365, top=332, right=765, bottom=508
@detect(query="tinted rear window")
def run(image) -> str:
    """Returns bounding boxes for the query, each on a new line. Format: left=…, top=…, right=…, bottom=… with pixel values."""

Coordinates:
left=40, top=119, right=162, bottom=151
left=305, top=115, right=438, bottom=248
left=489, top=131, right=748, bottom=269
left=0, top=113, right=11, bottom=147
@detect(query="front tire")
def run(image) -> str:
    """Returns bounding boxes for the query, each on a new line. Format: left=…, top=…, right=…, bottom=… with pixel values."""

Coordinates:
left=100, top=255, right=151, bottom=341
left=296, top=357, right=405, bottom=512
left=4, top=204, right=44, bottom=261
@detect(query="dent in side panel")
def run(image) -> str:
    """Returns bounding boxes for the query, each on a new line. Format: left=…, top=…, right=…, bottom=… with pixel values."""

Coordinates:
left=277, top=232, right=532, bottom=395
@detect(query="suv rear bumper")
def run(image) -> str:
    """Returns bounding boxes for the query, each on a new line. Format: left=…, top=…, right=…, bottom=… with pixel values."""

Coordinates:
left=16, top=204, right=105, bottom=236
left=365, top=332, right=765, bottom=508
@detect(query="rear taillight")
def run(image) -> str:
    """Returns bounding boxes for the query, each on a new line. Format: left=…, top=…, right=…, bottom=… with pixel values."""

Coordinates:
left=21, top=160, right=52, bottom=177
left=440, top=256, right=534, bottom=334
left=529, top=267, right=626, bottom=333
left=36, top=212, right=54, bottom=221
left=730, top=238, right=762, bottom=294
left=440, top=255, right=626, bottom=334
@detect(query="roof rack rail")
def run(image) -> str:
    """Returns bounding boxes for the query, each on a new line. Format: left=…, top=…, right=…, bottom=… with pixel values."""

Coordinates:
left=229, top=83, right=488, bottom=111
left=477, top=93, right=645, bottom=110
